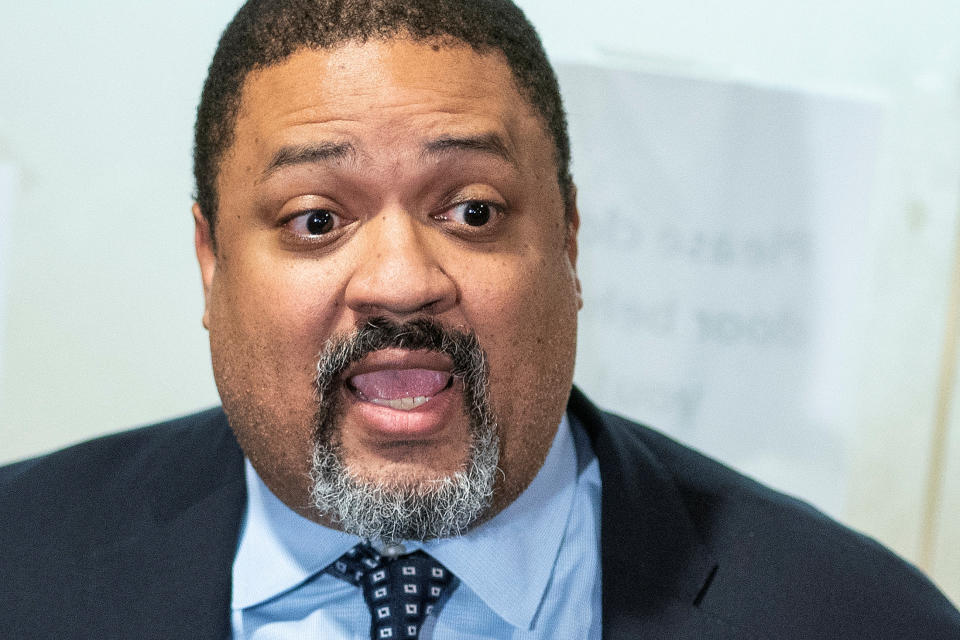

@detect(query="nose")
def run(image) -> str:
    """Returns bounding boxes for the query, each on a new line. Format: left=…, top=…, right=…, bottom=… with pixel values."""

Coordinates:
left=344, top=209, right=458, bottom=318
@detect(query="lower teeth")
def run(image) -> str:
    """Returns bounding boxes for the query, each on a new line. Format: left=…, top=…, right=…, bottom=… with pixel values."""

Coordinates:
left=370, top=395, right=429, bottom=410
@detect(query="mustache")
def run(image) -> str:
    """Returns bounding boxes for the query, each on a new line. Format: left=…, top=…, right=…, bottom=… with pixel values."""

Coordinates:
left=313, top=317, right=489, bottom=433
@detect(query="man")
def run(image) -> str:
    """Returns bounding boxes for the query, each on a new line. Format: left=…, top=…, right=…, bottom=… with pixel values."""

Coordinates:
left=1, top=0, right=958, bottom=638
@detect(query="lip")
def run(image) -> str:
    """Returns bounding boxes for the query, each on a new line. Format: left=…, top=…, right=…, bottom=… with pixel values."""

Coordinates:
left=341, top=348, right=461, bottom=440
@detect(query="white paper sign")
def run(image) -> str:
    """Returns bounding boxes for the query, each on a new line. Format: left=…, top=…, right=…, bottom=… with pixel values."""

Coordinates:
left=560, top=64, right=882, bottom=516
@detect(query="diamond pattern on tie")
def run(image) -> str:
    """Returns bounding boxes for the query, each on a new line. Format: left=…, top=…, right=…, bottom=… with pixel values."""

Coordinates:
left=325, top=543, right=457, bottom=640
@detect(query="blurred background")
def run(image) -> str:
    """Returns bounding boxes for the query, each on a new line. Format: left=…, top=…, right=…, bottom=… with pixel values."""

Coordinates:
left=1, top=0, right=958, bottom=603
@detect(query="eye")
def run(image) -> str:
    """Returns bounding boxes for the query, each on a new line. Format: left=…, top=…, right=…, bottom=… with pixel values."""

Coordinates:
left=285, top=208, right=344, bottom=236
left=445, top=200, right=501, bottom=227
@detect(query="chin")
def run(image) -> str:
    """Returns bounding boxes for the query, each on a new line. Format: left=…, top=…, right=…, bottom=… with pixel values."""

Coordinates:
left=355, top=459, right=468, bottom=491
left=352, top=441, right=471, bottom=474
left=310, top=425, right=499, bottom=542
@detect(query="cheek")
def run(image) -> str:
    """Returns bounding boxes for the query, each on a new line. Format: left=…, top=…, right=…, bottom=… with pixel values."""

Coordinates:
left=206, top=251, right=347, bottom=429
left=463, top=247, right=580, bottom=401
left=212, top=250, right=344, bottom=352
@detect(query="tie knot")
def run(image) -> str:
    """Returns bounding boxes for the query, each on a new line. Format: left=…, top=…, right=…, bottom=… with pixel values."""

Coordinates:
left=328, top=542, right=385, bottom=585
left=326, top=542, right=458, bottom=640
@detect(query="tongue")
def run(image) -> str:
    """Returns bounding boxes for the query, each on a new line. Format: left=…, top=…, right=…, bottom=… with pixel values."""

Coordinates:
left=349, top=369, right=451, bottom=400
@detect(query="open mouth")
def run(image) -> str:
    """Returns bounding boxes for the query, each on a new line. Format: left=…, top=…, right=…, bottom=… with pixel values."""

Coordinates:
left=341, top=348, right=459, bottom=417
left=346, top=368, right=456, bottom=410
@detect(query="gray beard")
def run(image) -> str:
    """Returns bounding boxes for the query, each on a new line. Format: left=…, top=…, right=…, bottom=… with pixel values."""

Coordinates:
left=308, top=318, right=500, bottom=543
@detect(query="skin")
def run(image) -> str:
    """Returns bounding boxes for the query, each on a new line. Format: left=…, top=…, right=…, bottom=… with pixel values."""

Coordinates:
left=194, top=37, right=582, bottom=527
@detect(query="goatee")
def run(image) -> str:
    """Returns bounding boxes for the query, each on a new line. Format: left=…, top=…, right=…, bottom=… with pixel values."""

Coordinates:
left=309, top=317, right=500, bottom=543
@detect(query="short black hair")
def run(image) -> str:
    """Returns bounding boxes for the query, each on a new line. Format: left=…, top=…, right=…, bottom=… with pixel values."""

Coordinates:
left=193, top=0, right=572, bottom=241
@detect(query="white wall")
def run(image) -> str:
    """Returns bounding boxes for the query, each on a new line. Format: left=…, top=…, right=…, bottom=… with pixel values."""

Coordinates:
left=0, top=2, right=235, bottom=453
left=1, top=0, right=958, bottom=603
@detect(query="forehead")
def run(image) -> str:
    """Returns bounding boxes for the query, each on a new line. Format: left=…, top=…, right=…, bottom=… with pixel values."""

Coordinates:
left=230, top=38, right=546, bottom=163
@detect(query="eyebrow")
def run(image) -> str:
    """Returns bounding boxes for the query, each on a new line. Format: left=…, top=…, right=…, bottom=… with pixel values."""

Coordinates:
left=421, top=133, right=517, bottom=167
left=257, top=134, right=515, bottom=183
left=259, top=142, right=355, bottom=182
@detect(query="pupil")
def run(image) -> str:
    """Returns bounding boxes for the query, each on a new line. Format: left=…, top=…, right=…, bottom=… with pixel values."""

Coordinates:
left=306, top=210, right=334, bottom=235
left=464, top=202, right=490, bottom=227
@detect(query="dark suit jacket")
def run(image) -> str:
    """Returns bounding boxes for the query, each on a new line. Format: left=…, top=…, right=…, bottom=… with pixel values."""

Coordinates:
left=2, top=388, right=958, bottom=638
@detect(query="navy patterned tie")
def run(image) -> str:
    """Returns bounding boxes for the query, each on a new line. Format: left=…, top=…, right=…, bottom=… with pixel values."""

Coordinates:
left=325, top=542, right=457, bottom=639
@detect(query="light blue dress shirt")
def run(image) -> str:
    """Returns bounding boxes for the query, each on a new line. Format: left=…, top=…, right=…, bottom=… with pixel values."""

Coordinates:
left=231, top=413, right=602, bottom=639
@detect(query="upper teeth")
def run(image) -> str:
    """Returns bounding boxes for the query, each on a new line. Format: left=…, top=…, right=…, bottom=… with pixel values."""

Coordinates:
left=370, top=396, right=430, bottom=410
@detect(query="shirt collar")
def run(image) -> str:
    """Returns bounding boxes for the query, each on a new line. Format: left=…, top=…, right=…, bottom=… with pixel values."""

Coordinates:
left=421, top=413, right=577, bottom=629
left=231, top=459, right=357, bottom=609
left=232, top=413, right=579, bottom=631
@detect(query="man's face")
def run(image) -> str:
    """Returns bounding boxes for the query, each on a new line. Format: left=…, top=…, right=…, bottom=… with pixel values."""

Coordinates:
left=195, top=38, right=581, bottom=528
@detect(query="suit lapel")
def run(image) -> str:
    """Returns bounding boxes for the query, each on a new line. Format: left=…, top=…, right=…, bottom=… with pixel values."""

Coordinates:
left=81, top=410, right=246, bottom=639
left=569, top=388, right=740, bottom=639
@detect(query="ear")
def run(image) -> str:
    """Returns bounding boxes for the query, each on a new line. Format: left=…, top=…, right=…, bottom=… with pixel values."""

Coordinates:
left=193, top=203, right=216, bottom=330
left=565, top=186, right=583, bottom=311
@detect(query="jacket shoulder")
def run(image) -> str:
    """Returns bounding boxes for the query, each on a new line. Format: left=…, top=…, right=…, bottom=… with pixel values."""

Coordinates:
left=595, top=407, right=960, bottom=638
left=0, top=409, right=244, bottom=639
left=0, top=408, right=235, bottom=548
